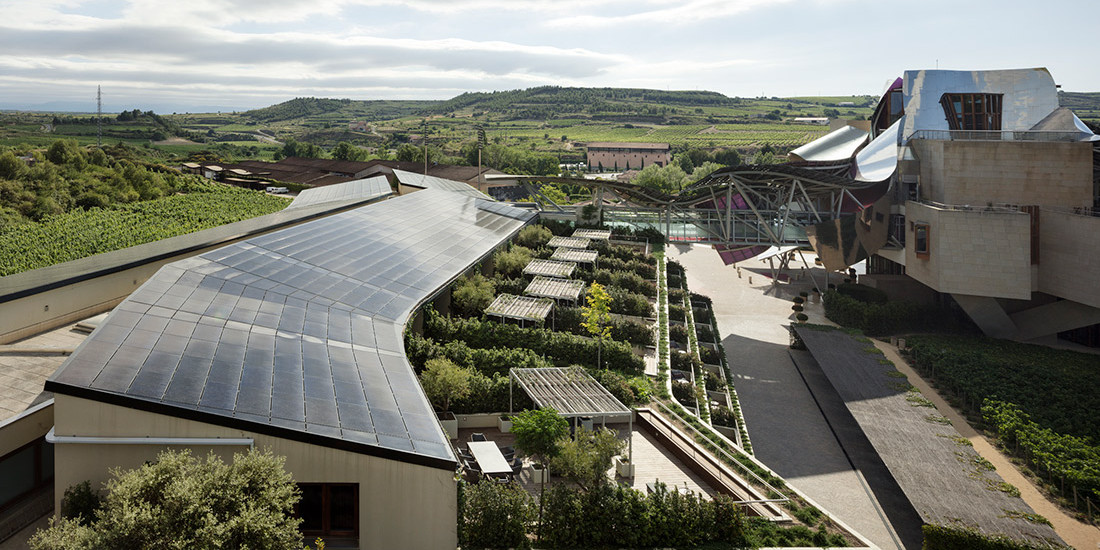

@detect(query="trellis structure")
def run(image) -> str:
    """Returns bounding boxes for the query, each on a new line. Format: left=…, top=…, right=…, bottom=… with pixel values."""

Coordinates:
left=524, top=276, right=586, bottom=303
left=523, top=259, right=576, bottom=278
left=510, top=366, right=634, bottom=461
left=485, top=294, right=553, bottom=326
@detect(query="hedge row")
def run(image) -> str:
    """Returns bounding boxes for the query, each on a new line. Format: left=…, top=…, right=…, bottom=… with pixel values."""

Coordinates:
left=424, top=310, right=644, bottom=374
left=556, top=307, right=655, bottom=348
left=404, top=332, right=552, bottom=377
left=822, top=289, right=951, bottom=336
left=921, top=523, right=1063, bottom=550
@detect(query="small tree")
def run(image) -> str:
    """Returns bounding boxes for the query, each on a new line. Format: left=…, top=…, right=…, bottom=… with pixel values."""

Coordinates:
left=460, top=481, right=534, bottom=549
left=581, top=282, right=613, bottom=370
left=30, top=449, right=302, bottom=550
left=451, top=273, right=495, bottom=318
left=551, top=427, right=625, bottom=491
left=511, top=407, right=568, bottom=537
left=419, top=357, right=473, bottom=412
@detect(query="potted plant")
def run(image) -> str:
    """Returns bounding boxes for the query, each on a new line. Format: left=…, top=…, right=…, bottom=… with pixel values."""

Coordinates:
left=498, top=414, right=512, bottom=433
left=418, top=358, right=472, bottom=439
left=614, top=456, right=635, bottom=478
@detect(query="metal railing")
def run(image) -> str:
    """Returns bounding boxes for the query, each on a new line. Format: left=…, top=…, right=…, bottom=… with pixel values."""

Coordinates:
left=908, top=129, right=1085, bottom=142
left=913, top=200, right=1024, bottom=214
left=647, top=400, right=789, bottom=505
left=1041, top=205, right=1100, bottom=218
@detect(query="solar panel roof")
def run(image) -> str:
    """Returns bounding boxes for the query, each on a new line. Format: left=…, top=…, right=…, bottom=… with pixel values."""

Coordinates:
left=46, top=190, right=535, bottom=470
left=392, top=169, right=490, bottom=200
left=287, top=176, right=392, bottom=210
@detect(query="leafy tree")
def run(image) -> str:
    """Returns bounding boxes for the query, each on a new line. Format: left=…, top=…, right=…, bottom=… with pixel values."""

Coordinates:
left=451, top=273, right=495, bottom=318
left=0, top=150, right=23, bottom=179
left=550, top=427, right=625, bottom=491
left=491, top=245, right=534, bottom=278
left=581, top=282, right=613, bottom=369
left=713, top=148, right=741, bottom=166
left=511, top=407, right=568, bottom=537
left=514, top=224, right=552, bottom=249
left=30, top=449, right=303, bottom=550
left=331, top=141, right=367, bottom=162
left=419, top=357, right=473, bottom=412
left=633, top=163, right=688, bottom=194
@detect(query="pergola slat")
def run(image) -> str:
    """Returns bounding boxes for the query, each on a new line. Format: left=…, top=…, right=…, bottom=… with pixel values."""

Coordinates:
left=524, top=276, right=586, bottom=302
left=510, top=366, right=630, bottom=418
left=523, top=259, right=576, bottom=278
left=572, top=229, right=612, bottom=240
left=551, top=247, right=598, bottom=264
left=484, top=294, right=553, bottom=322
left=548, top=236, right=591, bottom=249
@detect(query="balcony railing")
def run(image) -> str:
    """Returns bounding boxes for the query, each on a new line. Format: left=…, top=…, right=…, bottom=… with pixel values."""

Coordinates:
left=908, top=129, right=1085, bottom=142
left=913, top=200, right=1023, bottom=214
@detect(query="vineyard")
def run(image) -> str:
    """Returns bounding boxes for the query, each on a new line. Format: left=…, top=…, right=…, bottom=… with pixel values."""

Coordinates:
left=0, top=183, right=289, bottom=276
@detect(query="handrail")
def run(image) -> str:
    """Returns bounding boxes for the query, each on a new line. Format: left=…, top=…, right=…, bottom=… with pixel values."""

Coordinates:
left=913, top=200, right=1023, bottom=214
left=648, top=400, right=788, bottom=503
left=908, top=129, right=1086, bottom=142
left=1041, top=205, right=1100, bottom=218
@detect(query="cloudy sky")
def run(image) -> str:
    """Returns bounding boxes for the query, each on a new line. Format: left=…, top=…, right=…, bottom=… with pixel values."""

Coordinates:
left=1, top=0, right=1096, bottom=112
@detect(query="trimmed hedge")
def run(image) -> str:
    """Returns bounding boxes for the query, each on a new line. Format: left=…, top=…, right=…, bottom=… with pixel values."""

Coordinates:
left=424, top=310, right=644, bottom=374
left=835, top=282, right=888, bottom=304
left=539, top=482, right=746, bottom=549
left=822, top=290, right=949, bottom=336
left=404, top=332, right=553, bottom=377
left=555, top=307, right=655, bottom=348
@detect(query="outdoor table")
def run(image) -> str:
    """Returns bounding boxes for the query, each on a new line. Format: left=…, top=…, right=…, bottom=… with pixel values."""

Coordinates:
left=468, top=441, right=512, bottom=476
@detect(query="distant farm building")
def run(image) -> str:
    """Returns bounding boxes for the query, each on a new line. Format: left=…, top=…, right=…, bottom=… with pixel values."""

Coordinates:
left=586, top=142, right=670, bottom=171
left=348, top=121, right=370, bottom=132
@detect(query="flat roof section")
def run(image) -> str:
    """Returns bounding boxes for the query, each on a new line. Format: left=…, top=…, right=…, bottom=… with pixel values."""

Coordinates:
left=551, top=247, right=598, bottom=264
left=547, top=236, right=590, bottom=249
left=524, top=276, right=585, bottom=302
left=571, top=229, right=611, bottom=240
left=484, top=294, right=553, bottom=323
left=523, top=259, right=576, bottom=278
left=46, top=190, right=535, bottom=470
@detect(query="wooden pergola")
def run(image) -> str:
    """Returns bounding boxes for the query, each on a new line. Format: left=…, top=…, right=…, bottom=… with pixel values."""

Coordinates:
left=509, top=366, right=633, bottom=462
left=485, top=294, right=554, bottom=327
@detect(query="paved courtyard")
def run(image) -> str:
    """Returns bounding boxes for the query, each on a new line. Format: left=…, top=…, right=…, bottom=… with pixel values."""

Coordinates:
left=666, top=243, right=910, bottom=550
left=0, top=322, right=89, bottom=420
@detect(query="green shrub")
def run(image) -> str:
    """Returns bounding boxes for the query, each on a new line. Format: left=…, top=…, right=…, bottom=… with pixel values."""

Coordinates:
left=60, top=481, right=101, bottom=526
left=608, top=289, right=654, bottom=317
left=668, top=304, right=686, bottom=322
left=451, top=273, right=495, bottom=318
left=514, top=224, right=552, bottom=248
left=460, top=481, right=534, bottom=549
left=822, top=290, right=953, bottom=336
left=836, top=282, right=888, bottom=304
left=492, top=245, right=534, bottom=278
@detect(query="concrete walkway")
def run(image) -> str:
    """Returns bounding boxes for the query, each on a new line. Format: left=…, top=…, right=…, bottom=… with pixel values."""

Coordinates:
left=667, top=244, right=907, bottom=550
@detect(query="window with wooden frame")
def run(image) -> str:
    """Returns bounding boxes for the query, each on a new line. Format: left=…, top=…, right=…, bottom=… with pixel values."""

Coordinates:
left=913, top=223, right=930, bottom=258
left=296, top=483, right=358, bottom=541
left=940, top=93, right=1003, bottom=131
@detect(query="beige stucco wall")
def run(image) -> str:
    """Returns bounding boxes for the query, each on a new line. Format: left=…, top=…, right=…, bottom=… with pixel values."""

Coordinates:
left=912, top=140, right=1092, bottom=208
left=587, top=149, right=670, bottom=170
left=0, top=400, right=53, bottom=457
left=52, top=394, right=457, bottom=550
left=904, top=201, right=1031, bottom=299
left=1037, top=209, right=1100, bottom=310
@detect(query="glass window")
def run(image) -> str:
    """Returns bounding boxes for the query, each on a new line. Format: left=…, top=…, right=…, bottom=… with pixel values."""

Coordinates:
left=0, top=446, right=36, bottom=506
left=296, top=483, right=358, bottom=539
left=914, top=224, right=930, bottom=257
left=940, top=93, right=1003, bottom=131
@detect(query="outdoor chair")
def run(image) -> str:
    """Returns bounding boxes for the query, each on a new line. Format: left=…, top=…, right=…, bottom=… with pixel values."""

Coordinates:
left=510, top=457, right=523, bottom=477
left=471, top=432, right=487, bottom=442
left=499, top=445, right=515, bottom=459
left=457, top=447, right=473, bottom=461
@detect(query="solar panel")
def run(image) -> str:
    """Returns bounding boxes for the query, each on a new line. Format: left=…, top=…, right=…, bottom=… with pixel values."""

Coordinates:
left=47, top=190, right=536, bottom=468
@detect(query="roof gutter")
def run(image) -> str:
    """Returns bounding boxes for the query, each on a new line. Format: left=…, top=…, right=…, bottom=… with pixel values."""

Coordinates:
left=45, top=427, right=254, bottom=449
